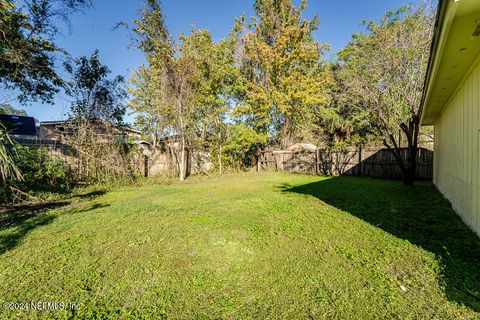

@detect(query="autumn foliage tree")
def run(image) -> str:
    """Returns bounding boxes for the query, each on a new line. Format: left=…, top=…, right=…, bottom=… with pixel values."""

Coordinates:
left=237, top=0, right=331, bottom=147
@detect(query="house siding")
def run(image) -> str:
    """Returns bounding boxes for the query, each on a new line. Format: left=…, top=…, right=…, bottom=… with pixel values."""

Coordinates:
left=433, top=56, right=480, bottom=236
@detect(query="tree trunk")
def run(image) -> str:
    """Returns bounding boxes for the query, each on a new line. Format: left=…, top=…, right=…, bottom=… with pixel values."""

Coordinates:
left=178, top=108, right=186, bottom=181
left=403, top=146, right=416, bottom=186
left=178, top=98, right=186, bottom=181
left=218, top=146, right=223, bottom=175
left=281, top=115, right=293, bottom=148
left=153, top=121, right=160, bottom=149
left=218, top=129, right=223, bottom=175
left=402, top=116, right=420, bottom=186
left=179, top=134, right=186, bottom=181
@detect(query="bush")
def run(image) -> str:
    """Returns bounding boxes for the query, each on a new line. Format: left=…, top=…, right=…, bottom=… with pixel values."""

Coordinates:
left=15, top=146, right=73, bottom=190
left=0, top=146, right=74, bottom=203
left=219, top=125, right=267, bottom=170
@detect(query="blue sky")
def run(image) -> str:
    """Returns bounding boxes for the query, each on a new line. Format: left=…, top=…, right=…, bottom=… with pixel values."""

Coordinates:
left=14, top=0, right=422, bottom=123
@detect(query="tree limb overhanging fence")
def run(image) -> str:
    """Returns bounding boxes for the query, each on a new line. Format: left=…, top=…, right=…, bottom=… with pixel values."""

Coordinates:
left=257, top=147, right=433, bottom=180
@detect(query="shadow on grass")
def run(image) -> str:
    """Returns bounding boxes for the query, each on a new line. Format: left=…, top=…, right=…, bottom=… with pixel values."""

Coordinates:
left=0, top=189, right=109, bottom=255
left=68, top=202, right=111, bottom=214
left=0, top=201, right=70, bottom=255
left=73, top=189, right=108, bottom=200
left=281, top=176, right=480, bottom=311
left=0, top=201, right=70, bottom=228
left=0, top=213, right=56, bottom=254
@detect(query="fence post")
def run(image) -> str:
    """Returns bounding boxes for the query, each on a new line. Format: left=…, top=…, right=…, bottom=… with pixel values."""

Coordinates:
left=144, top=155, right=149, bottom=177
left=256, top=152, right=261, bottom=172
left=315, top=149, right=319, bottom=174
left=273, top=152, right=284, bottom=172
left=359, top=146, right=363, bottom=176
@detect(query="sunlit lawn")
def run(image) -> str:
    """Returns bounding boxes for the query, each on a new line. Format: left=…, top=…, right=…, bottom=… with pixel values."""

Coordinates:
left=1, top=172, right=479, bottom=319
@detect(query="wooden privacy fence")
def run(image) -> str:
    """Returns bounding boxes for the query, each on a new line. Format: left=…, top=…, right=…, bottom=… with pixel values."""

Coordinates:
left=258, top=147, right=433, bottom=180
left=15, top=138, right=212, bottom=179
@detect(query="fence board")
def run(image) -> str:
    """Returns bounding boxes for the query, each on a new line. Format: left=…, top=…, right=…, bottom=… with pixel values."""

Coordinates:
left=14, top=139, right=212, bottom=179
left=258, top=147, right=433, bottom=180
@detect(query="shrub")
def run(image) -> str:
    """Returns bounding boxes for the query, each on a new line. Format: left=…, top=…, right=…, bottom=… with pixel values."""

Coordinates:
left=219, top=125, right=267, bottom=170
left=0, top=146, right=74, bottom=203
left=14, top=146, right=73, bottom=190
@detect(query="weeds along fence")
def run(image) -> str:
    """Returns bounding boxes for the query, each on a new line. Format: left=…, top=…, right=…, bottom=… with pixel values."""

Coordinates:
left=258, top=147, right=433, bottom=180
left=15, top=138, right=212, bottom=180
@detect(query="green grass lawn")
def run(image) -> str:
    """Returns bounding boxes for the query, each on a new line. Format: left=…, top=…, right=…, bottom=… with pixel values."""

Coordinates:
left=1, top=172, right=479, bottom=319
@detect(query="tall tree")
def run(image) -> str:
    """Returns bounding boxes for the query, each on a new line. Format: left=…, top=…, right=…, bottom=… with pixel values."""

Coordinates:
left=129, top=0, right=238, bottom=179
left=179, top=29, right=239, bottom=174
left=64, top=50, right=126, bottom=124
left=337, top=4, right=434, bottom=185
left=129, top=0, right=195, bottom=181
left=237, top=0, right=330, bottom=147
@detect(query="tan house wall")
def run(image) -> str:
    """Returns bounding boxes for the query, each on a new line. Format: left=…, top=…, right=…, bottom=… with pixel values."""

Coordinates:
left=38, top=124, right=58, bottom=140
left=433, top=56, right=480, bottom=236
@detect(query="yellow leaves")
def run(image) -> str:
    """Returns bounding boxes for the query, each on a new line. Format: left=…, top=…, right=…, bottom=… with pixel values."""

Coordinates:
left=242, top=20, right=330, bottom=115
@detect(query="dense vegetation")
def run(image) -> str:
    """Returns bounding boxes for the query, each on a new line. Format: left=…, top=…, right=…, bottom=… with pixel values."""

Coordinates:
left=0, top=145, right=73, bottom=204
left=336, top=5, right=434, bottom=185
left=0, top=0, right=436, bottom=188
left=127, top=0, right=435, bottom=184
left=0, top=0, right=92, bottom=197
left=1, top=2, right=478, bottom=319
left=1, top=173, right=479, bottom=318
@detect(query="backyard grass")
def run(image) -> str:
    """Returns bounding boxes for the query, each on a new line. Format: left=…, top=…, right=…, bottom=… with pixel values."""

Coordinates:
left=0, top=172, right=479, bottom=319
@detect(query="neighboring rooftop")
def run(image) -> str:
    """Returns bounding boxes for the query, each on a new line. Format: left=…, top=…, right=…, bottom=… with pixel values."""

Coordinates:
left=0, top=114, right=36, bottom=136
left=39, top=119, right=142, bottom=135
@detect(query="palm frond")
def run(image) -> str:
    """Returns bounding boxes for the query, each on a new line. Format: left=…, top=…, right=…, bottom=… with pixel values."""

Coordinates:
left=0, top=124, right=23, bottom=183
